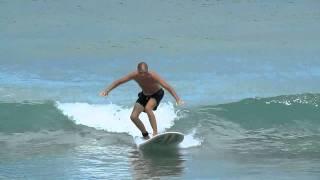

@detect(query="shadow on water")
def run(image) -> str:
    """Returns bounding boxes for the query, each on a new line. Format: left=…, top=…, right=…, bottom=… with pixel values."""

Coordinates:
left=129, top=146, right=186, bottom=179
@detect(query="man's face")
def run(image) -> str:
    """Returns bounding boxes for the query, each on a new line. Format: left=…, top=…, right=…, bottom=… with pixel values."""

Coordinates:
left=138, top=69, right=148, bottom=76
left=138, top=64, right=148, bottom=76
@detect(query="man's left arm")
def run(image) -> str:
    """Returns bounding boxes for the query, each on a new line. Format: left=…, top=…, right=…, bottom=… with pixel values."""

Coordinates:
left=152, top=72, right=184, bottom=105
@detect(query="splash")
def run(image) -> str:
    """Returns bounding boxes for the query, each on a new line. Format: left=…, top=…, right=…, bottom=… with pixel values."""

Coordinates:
left=56, top=102, right=178, bottom=137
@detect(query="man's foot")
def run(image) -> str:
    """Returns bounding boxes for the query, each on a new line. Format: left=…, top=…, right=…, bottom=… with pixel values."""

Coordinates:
left=142, top=131, right=150, bottom=140
left=152, top=132, right=158, bottom=136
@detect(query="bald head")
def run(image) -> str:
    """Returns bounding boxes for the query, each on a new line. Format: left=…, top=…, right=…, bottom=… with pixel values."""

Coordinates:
left=137, top=62, right=148, bottom=73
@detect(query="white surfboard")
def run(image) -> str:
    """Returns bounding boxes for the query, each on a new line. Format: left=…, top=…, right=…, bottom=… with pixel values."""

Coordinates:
left=137, top=132, right=184, bottom=149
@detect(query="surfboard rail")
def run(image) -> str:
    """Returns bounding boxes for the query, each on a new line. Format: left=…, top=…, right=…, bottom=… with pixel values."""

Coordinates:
left=138, top=132, right=184, bottom=149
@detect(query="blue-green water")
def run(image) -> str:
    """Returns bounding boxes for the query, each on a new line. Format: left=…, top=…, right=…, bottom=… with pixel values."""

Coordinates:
left=1, top=0, right=320, bottom=179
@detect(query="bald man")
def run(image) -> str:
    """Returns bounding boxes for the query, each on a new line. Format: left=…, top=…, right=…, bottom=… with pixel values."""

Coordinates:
left=100, top=62, right=184, bottom=138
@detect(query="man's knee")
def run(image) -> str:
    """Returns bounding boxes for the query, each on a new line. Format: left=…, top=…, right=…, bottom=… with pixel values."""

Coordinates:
left=144, top=107, right=153, bottom=114
left=130, top=114, right=138, bottom=121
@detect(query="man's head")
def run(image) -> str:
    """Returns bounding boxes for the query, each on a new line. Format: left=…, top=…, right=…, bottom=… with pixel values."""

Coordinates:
left=137, top=62, right=148, bottom=75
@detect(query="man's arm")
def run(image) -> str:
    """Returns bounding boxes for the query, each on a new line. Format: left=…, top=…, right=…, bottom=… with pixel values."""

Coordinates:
left=100, top=72, right=136, bottom=96
left=152, top=72, right=184, bottom=105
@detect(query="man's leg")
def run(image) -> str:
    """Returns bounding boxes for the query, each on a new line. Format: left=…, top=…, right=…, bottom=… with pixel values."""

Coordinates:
left=144, top=98, right=158, bottom=136
left=130, top=103, right=148, bottom=137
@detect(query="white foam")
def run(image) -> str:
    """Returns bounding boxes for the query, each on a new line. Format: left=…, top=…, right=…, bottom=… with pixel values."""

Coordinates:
left=180, top=129, right=203, bottom=148
left=56, top=102, right=178, bottom=137
left=56, top=101, right=203, bottom=148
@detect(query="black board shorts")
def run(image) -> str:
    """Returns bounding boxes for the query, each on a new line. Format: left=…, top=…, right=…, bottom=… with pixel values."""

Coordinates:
left=136, top=88, right=164, bottom=111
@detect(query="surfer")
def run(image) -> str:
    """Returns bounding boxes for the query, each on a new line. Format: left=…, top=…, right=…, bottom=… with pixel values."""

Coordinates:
left=100, top=62, right=184, bottom=138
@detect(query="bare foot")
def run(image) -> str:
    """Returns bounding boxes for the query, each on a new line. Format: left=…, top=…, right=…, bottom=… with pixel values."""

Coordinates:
left=152, top=132, right=158, bottom=136
left=143, top=135, right=150, bottom=140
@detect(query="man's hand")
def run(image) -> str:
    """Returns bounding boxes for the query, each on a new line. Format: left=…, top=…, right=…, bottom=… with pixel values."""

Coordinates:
left=176, top=99, right=185, bottom=106
left=100, top=90, right=108, bottom=97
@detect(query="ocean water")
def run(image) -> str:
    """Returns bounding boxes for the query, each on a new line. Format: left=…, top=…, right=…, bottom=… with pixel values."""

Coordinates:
left=1, top=0, right=320, bottom=179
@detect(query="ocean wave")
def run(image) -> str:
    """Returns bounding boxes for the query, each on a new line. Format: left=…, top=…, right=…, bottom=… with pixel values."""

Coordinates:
left=0, top=101, right=77, bottom=133
left=208, top=93, right=320, bottom=129
left=1, top=93, right=319, bottom=151
left=1, top=93, right=319, bottom=133
left=0, top=100, right=201, bottom=148
left=190, top=93, right=320, bottom=155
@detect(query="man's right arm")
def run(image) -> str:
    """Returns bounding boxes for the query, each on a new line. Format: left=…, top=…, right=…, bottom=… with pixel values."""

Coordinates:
left=100, top=72, right=136, bottom=96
